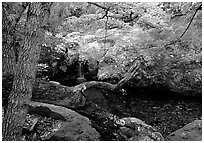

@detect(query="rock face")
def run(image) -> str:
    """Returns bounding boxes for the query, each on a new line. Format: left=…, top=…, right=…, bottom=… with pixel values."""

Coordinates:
left=165, top=120, right=202, bottom=141
left=28, top=101, right=100, bottom=141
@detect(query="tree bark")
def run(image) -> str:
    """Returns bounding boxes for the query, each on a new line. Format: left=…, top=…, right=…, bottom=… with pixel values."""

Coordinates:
left=2, top=3, right=22, bottom=74
left=2, top=2, right=52, bottom=141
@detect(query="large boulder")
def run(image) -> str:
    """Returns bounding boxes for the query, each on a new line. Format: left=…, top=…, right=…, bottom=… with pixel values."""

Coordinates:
left=42, top=16, right=201, bottom=96
left=94, top=27, right=201, bottom=96
left=165, top=120, right=202, bottom=141
left=28, top=101, right=100, bottom=141
left=79, top=24, right=201, bottom=96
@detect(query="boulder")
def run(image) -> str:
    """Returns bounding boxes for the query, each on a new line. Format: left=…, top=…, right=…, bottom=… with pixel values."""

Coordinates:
left=28, top=101, right=100, bottom=141
left=165, top=120, right=202, bottom=141
left=118, top=117, right=164, bottom=141
left=42, top=24, right=201, bottom=96
left=94, top=27, right=202, bottom=97
left=97, top=40, right=201, bottom=96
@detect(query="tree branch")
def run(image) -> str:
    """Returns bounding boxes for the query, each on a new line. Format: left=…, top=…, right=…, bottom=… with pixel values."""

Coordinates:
left=180, top=4, right=202, bottom=38
left=87, top=2, right=108, bottom=10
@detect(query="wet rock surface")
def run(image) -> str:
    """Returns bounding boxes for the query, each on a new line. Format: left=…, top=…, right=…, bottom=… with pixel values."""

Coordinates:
left=165, top=120, right=202, bottom=141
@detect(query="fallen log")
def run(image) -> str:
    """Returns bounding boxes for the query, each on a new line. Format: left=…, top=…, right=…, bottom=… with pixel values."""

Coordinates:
left=3, top=57, right=146, bottom=114
left=31, top=57, right=144, bottom=104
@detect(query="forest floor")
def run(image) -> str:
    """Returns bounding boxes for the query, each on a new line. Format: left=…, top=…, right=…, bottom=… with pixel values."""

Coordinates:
left=109, top=88, right=202, bottom=138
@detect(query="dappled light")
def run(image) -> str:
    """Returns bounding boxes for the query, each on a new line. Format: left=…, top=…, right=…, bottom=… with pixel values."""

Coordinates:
left=2, top=2, right=202, bottom=141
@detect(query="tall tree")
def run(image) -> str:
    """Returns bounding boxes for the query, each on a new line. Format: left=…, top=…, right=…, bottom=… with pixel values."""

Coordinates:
left=2, top=2, right=52, bottom=140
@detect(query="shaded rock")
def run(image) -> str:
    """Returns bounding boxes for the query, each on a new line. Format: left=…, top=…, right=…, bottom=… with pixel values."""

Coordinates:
left=118, top=117, right=164, bottom=141
left=28, top=101, right=100, bottom=141
left=84, top=58, right=99, bottom=81
left=45, top=121, right=99, bottom=141
left=165, top=120, right=202, bottom=141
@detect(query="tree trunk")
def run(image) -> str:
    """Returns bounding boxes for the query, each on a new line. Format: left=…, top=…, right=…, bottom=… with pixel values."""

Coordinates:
left=2, top=2, right=52, bottom=141
left=2, top=3, right=22, bottom=75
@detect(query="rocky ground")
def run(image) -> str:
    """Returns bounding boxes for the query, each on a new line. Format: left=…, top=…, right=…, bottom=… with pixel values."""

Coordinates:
left=108, top=87, right=202, bottom=138
left=2, top=75, right=202, bottom=141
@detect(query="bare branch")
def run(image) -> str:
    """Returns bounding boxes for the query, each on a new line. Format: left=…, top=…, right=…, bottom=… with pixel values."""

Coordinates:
left=87, top=2, right=108, bottom=10
left=180, top=4, right=202, bottom=38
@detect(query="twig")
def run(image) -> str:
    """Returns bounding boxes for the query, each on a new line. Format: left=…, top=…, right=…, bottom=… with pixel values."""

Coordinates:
left=87, top=2, right=108, bottom=10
